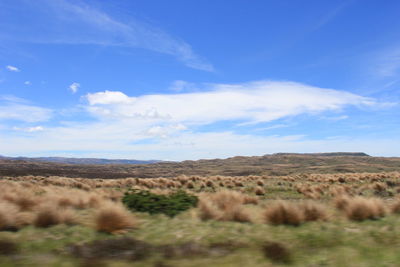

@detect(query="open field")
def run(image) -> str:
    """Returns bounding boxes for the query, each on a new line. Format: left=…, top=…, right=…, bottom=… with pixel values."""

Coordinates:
left=2, top=153, right=400, bottom=178
left=2, top=171, right=400, bottom=266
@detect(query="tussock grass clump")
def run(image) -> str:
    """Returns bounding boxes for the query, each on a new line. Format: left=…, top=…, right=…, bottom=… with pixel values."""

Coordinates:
left=256, top=180, right=264, bottom=186
left=343, top=197, right=386, bottom=221
left=221, top=205, right=252, bottom=223
left=94, top=203, right=138, bottom=234
left=208, top=190, right=247, bottom=209
left=264, top=201, right=303, bottom=226
left=334, top=195, right=351, bottom=211
left=234, top=181, right=244, bottom=187
left=198, top=200, right=222, bottom=221
left=198, top=191, right=253, bottom=223
left=243, top=195, right=259, bottom=205
left=300, top=202, right=328, bottom=222
left=206, top=180, right=214, bottom=187
left=391, top=199, right=400, bottom=214
left=34, top=204, right=78, bottom=228
left=0, top=203, right=21, bottom=231
left=12, top=194, right=39, bottom=211
left=255, top=186, right=265, bottom=196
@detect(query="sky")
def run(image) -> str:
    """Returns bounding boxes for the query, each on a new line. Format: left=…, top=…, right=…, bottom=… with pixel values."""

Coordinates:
left=0, top=0, right=400, bottom=160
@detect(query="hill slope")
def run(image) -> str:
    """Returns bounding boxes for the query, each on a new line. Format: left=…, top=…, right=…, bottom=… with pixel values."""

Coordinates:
left=1, top=152, right=400, bottom=178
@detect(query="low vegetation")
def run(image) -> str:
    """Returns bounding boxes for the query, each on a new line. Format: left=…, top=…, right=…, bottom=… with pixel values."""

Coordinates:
left=122, top=189, right=198, bottom=217
left=1, top=170, right=400, bottom=266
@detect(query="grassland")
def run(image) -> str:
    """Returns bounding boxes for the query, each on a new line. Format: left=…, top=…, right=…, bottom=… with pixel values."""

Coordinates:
left=1, top=171, right=400, bottom=266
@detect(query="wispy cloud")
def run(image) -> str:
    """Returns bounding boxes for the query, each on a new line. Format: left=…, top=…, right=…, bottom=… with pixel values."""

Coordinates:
left=0, top=96, right=52, bottom=122
left=375, top=47, right=400, bottom=78
left=311, top=1, right=353, bottom=32
left=85, top=81, right=374, bottom=125
left=24, top=81, right=32, bottom=85
left=169, top=80, right=196, bottom=92
left=5, top=65, right=20, bottom=72
left=1, top=0, right=213, bottom=71
left=13, top=126, right=44, bottom=132
left=69, top=82, right=80, bottom=94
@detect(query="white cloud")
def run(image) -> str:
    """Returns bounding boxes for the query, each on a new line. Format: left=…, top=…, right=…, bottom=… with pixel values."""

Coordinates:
left=0, top=81, right=392, bottom=160
left=169, top=80, right=195, bottom=92
left=147, top=126, right=168, bottom=138
left=13, top=126, right=44, bottom=132
left=24, top=81, right=31, bottom=85
left=69, top=82, right=80, bottom=93
left=146, top=124, right=187, bottom=138
left=0, top=96, right=52, bottom=122
left=85, top=81, right=374, bottom=124
left=1, top=0, right=213, bottom=71
left=86, top=90, right=131, bottom=105
left=6, top=65, right=19, bottom=72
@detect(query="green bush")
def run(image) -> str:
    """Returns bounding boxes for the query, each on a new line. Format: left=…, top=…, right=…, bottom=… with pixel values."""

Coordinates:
left=122, top=189, right=198, bottom=217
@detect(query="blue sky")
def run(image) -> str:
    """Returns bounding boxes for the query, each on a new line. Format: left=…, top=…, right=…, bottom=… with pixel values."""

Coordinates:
left=0, top=0, right=399, bottom=160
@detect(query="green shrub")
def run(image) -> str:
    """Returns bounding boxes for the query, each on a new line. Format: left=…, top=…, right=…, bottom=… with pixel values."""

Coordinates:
left=122, top=189, right=198, bottom=217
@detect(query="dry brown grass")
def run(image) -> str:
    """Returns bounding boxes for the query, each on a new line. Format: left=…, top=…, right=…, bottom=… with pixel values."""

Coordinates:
left=333, top=195, right=351, bottom=211
left=255, top=186, right=265, bottom=196
left=256, top=180, right=264, bottom=186
left=300, top=201, right=329, bottom=222
left=198, top=191, right=253, bottom=223
left=264, top=201, right=303, bottom=226
left=0, top=203, right=21, bottom=231
left=391, top=199, right=400, bottom=214
left=343, top=197, right=386, bottom=221
left=94, top=203, right=138, bottom=233
left=220, top=205, right=252, bottom=223
left=34, top=204, right=78, bottom=228
left=198, top=199, right=222, bottom=221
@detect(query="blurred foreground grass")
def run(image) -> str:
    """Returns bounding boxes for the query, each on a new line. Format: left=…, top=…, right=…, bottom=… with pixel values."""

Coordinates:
left=1, top=208, right=400, bottom=266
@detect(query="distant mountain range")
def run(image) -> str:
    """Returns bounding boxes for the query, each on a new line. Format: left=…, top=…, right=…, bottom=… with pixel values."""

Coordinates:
left=1, top=152, right=396, bottom=179
left=0, top=155, right=160, bottom=165
left=0, top=152, right=370, bottom=165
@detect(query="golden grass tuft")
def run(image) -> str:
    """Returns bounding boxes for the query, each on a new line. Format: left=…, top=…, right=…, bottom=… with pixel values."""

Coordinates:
left=208, top=191, right=245, bottom=210
left=0, top=203, right=21, bottom=231
left=198, top=199, right=222, bottom=221
left=334, top=195, right=350, bottom=211
left=255, top=186, right=265, bottom=196
left=198, top=191, right=253, bottom=223
left=34, top=204, right=78, bottom=227
left=264, top=201, right=303, bottom=226
left=12, top=194, right=39, bottom=211
left=343, top=197, right=386, bottom=221
left=206, top=180, right=214, bottom=187
left=221, top=205, right=252, bottom=223
left=243, top=195, right=259, bottom=205
left=299, top=201, right=328, bottom=222
left=94, top=203, right=138, bottom=234
left=391, top=199, right=400, bottom=214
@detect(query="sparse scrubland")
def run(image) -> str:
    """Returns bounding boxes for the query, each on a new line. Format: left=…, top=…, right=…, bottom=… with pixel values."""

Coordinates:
left=1, top=171, right=400, bottom=266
